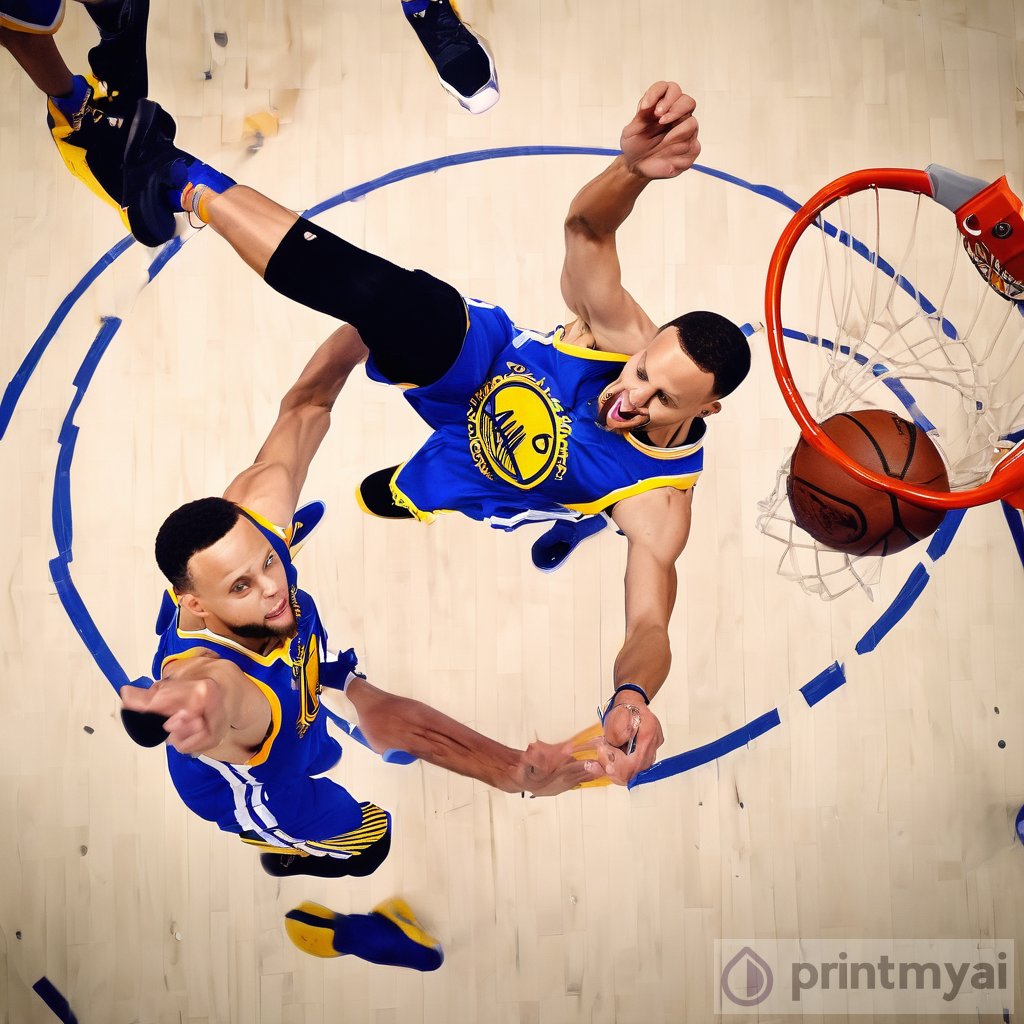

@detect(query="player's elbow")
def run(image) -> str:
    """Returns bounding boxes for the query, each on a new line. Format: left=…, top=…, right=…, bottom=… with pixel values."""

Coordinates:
left=564, top=212, right=601, bottom=242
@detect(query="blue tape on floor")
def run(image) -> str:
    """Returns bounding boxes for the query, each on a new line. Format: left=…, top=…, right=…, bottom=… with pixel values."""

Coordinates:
left=926, top=506, right=966, bottom=560
left=0, top=235, right=134, bottom=440
left=800, top=661, right=847, bottom=707
left=48, top=318, right=135, bottom=694
left=32, top=977, right=78, bottom=1024
left=1001, top=501, right=1024, bottom=571
left=629, top=708, right=782, bottom=789
left=854, top=562, right=930, bottom=655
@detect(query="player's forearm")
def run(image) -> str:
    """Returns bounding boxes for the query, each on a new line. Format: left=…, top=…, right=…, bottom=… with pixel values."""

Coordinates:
left=565, top=156, right=651, bottom=240
left=347, top=681, right=530, bottom=792
left=613, top=623, right=671, bottom=701
left=279, top=324, right=368, bottom=416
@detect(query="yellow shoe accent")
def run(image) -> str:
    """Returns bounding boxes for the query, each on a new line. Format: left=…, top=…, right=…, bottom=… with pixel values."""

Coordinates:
left=47, top=82, right=131, bottom=230
left=569, top=721, right=614, bottom=788
left=371, top=898, right=442, bottom=954
left=284, top=901, right=341, bottom=959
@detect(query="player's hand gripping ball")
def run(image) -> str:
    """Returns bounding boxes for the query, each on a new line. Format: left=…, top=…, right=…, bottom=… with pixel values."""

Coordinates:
left=787, top=409, right=950, bottom=556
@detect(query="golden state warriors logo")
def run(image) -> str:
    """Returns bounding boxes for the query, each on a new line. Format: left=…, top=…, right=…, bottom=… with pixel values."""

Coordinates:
left=291, top=632, right=321, bottom=738
left=468, top=364, right=571, bottom=489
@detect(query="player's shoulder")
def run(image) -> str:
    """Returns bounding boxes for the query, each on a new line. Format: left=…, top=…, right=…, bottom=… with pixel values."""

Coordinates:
left=611, top=485, right=694, bottom=551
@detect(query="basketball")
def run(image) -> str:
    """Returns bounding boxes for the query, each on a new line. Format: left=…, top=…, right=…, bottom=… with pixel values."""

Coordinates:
left=786, top=410, right=950, bottom=556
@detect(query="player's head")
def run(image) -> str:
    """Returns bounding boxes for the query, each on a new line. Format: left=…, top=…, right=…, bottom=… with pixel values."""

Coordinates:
left=598, top=311, right=750, bottom=436
left=155, top=497, right=295, bottom=640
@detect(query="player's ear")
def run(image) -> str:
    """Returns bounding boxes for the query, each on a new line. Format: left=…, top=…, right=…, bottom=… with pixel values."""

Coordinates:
left=178, top=591, right=207, bottom=618
left=700, top=401, right=722, bottom=418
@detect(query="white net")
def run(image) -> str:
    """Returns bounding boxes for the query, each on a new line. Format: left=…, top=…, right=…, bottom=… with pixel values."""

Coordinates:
left=757, top=182, right=1024, bottom=600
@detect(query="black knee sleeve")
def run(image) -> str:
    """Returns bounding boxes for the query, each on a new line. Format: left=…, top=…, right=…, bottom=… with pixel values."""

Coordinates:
left=263, top=217, right=467, bottom=386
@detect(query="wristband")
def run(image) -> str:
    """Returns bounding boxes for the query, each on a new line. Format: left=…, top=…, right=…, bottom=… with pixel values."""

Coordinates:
left=613, top=682, right=650, bottom=705
left=598, top=683, right=651, bottom=725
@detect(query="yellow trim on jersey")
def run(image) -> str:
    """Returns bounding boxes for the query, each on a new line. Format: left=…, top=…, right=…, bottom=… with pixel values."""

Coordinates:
left=624, top=425, right=706, bottom=461
left=561, top=472, right=701, bottom=515
left=239, top=835, right=298, bottom=853
left=552, top=339, right=630, bottom=363
left=156, top=647, right=283, bottom=765
left=388, top=463, right=450, bottom=523
left=304, top=803, right=390, bottom=854
left=0, top=0, right=65, bottom=33
left=170, top=620, right=293, bottom=667
left=237, top=504, right=293, bottom=547
left=243, top=675, right=282, bottom=767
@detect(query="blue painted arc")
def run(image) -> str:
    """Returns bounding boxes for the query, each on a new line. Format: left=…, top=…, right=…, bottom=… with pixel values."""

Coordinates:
left=0, top=146, right=975, bottom=783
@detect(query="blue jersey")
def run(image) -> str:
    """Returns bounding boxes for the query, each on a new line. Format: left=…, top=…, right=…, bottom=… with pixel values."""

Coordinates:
left=367, top=300, right=705, bottom=529
left=153, top=506, right=370, bottom=853
left=0, top=0, right=64, bottom=33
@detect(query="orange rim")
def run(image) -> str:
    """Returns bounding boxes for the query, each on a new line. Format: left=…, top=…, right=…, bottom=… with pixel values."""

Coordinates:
left=764, top=167, right=1024, bottom=511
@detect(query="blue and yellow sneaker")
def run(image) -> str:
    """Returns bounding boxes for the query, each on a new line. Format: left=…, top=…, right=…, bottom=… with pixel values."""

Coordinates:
left=285, top=898, right=444, bottom=971
left=401, top=0, right=499, bottom=114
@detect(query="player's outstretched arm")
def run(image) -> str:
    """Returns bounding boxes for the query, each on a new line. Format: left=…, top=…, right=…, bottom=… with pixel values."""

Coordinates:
left=344, top=678, right=599, bottom=796
left=120, top=651, right=272, bottom=761
left=223, top=323, right=368, bottom=527
left=560, top=82, right=700, bottom=353
left=597, top=486, right=693, bottom=784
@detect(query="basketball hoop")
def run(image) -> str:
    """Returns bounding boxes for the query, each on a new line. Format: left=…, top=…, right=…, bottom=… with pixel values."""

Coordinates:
left=758, top=164, right=1024, bottom=597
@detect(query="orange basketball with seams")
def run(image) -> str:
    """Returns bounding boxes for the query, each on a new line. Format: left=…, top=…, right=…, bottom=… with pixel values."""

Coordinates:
left=786, top=410, right=950, bottom=556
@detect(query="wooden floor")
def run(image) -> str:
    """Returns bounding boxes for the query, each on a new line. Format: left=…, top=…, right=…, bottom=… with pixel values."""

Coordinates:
left=1, top=0, right=1023, bottom=1021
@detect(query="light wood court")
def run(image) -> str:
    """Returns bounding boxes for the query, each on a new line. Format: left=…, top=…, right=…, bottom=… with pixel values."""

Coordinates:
left=1, top=0, right=1023, bottom=1021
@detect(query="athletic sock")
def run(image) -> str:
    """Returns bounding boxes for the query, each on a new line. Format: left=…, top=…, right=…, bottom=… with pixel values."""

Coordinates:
left=49, top=76, right=91, bottom=122
left=401, top=0, right=430, bottom=15
left=163, top=159, right=236, bottom=221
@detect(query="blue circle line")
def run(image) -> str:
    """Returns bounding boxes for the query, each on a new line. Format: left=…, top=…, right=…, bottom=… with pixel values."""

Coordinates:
left=0, top=146, right=974, bottom=785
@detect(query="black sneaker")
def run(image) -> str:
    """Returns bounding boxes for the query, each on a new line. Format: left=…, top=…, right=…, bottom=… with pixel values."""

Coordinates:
left=401, top=0, right=499, bottom=113
left=85, top=0, right=151, bottom=116
left=122, top=99, right=189, bottom=246
left=48, top=77, right=133, bottom=213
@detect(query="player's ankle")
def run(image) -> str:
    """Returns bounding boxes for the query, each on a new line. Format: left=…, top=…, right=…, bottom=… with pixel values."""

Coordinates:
left=181, top=182, right=220, bottom=223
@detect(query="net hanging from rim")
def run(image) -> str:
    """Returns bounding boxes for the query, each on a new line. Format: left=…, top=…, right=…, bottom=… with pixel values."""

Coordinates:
left=757, top=166, right=1024, bottom=600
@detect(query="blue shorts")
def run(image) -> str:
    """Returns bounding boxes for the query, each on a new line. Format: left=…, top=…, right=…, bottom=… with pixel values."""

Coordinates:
left=0, top=0, right=65, bottom=33
left=366, top=297, right=515, bottom=427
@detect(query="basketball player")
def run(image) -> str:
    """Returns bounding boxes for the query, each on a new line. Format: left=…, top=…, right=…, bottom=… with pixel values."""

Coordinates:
left=118, top=80, right=751, bottom=785
left=118, top=320, right=597, bottom=962
left=0, top=0, right=148, bottom=224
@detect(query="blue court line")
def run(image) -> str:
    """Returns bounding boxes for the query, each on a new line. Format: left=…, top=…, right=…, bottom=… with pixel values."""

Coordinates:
left=0, top=235, right=135, bottom=440
left=0, top=147, right=990, bottom=786
left=800, top=661, right=847, bottom=708
left=629, top=708, right=782, bottom=788
left=32, top=977, right=78, bottom=1024
left=1001, top=501, right=1024, bottom=570
left=854, top=561, right=932, bottom=655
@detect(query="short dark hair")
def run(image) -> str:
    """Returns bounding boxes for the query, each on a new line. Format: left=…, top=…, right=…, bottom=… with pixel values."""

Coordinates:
left=155, top=497, right=241, bottom=592
left=663, top=310, right=751, bottom=399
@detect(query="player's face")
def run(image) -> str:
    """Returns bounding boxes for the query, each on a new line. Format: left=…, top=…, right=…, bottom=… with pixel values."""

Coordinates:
left=187, top=519, right=295, bottom=639
left=598, top=326, right=720, bottom=436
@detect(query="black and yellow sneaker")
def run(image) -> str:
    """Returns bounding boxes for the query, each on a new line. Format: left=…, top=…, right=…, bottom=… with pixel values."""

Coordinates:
left=47, top=75, right=132, bottom=227
left=284, top=898, right=444, bottom=970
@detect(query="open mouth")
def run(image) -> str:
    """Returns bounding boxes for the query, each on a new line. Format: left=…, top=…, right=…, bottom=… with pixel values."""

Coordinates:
left=600, top=392, right=647, bottom=430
